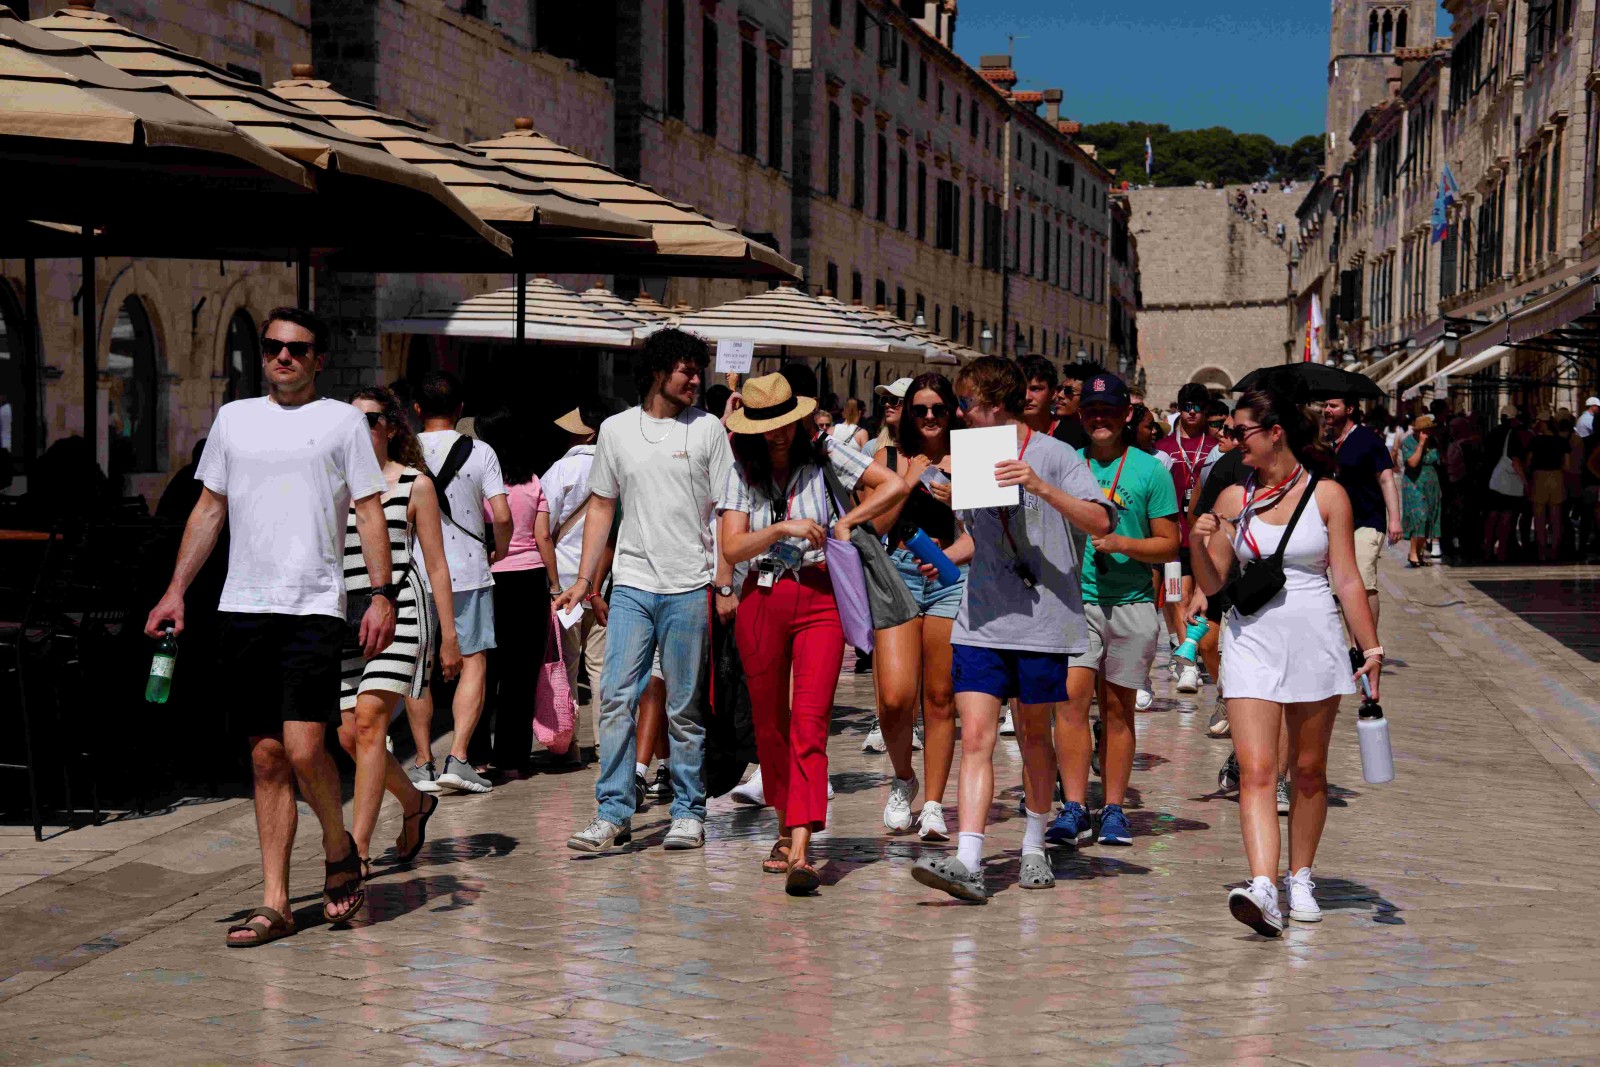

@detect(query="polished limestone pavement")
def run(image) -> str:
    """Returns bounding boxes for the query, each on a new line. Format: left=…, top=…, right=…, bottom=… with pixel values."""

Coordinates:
left=2, top=559, right=1600, bottom=1066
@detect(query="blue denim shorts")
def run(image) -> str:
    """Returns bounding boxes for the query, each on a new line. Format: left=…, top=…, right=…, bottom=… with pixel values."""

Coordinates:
left=453, top=586, right=496, bottom=656
left=951, top=644, right=1071, bottom=704
left=890, top=547, right=967, bottom=621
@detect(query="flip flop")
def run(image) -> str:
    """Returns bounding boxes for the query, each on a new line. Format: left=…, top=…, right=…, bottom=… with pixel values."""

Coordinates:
left=225, top=906, right=295, bottom=948
left=322, top=832, right=365, bottom=926
left=395, top=792, right=438, bottom=867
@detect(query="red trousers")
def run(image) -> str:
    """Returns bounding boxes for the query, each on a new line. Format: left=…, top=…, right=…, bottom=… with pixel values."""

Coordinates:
left=736, top=568, right=844, bottom=832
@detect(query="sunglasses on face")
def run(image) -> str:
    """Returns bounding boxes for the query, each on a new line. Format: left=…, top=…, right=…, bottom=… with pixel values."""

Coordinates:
left=955, top=396, right=975, bottom=413
left=911, top=403, right=950, bottom=420
left=363, top=411, right=386, bottom=428
left=1225, top=424, right=1266, bottom=443
left=1182, top=403, right=1205, bottom=415
left=1208, top=419, right=1227, bottom=431
left=261, top=338, right=316, bottom=359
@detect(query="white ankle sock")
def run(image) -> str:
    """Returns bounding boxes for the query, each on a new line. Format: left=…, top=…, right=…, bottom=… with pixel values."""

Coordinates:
left=635, top=762, right=649, bottom=778
left=956, top=832, right=984, bottom=871
left=1022, top=808, right=1049, bottom=858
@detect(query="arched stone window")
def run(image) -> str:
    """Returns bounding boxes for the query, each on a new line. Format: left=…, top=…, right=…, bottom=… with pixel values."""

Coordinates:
left=1381, top=10, right=1393, bottom=52
left=224, top=308, right=260, bottom=402
left=1395, top=10, right=1407, bottom=48
left=107, top=295, right=161, bottom=472
left=1369, top=11, right=1380, bottom=53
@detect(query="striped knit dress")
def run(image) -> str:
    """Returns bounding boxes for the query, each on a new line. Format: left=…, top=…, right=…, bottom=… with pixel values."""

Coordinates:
left=340, top=469, right=434, bottom=709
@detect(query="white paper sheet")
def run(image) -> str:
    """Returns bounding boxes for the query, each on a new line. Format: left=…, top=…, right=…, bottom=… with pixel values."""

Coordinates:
left=714, top=339, right=754, bottom=374
left=556, top=603, right=584, bottom=630
left=950, top=425, right=1020, bottom=510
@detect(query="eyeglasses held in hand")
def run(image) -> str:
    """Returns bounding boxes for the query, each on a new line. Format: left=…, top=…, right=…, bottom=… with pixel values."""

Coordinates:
left=911, top=403, right=950, bottom=420
left=261, top=338, right=316, bottom=359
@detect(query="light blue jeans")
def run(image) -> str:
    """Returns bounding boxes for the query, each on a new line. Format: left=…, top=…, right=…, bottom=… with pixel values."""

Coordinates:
left=595, top=585, right=709, bottom=826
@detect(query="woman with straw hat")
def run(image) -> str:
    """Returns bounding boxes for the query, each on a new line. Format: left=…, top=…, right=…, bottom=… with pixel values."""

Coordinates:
left=719, top=373, right=908, bottom=894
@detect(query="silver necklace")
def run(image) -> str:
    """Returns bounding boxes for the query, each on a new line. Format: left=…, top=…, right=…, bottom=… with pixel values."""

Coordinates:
left=638, top=407, right=675, bottom=445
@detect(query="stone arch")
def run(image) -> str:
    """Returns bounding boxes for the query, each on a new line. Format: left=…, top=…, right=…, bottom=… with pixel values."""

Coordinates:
left=97, top=263, right=170, bottom=476
left=209, top=269, right=291, bottom=408
left=1189, top=365, right=1233, bottom=397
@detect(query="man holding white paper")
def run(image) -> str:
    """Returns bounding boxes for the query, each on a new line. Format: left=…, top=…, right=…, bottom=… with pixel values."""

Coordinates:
left=911, top=358, right=1116, bottom=903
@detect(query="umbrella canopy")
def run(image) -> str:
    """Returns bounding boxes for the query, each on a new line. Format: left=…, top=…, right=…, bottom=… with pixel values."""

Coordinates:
left=471, top=120, right=802, bottom=281
left=577, top=287, right=669, bottom=329
left=271, top=67, right=653, bottom=267
left=29, top=3, right=510, bottom=263
left=1231, top=362, right=1384, bottom=401
left=650, top=286, right=925, bottom=361
left=384, top=277, right=639, bottom=347
left=820, top=299, right=963, bottom=366
left=0, top=8, right=309, bottom=226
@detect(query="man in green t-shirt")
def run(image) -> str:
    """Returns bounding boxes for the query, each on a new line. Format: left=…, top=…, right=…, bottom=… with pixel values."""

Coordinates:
left=1047, top=373, right=1180, bottom=849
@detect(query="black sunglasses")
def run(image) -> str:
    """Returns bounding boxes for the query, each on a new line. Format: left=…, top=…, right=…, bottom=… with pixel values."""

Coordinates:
left=1225, top=424, right=1266, bottom=443
left=911, top=403, right=950, bottom=420
left=1208, top=418, right=1227, bottom=430
left=363, top=411, right=386, bottom=428
left=261, top=338, right=316, bottom=359
left=1182, top=403, right=1205, bottom=414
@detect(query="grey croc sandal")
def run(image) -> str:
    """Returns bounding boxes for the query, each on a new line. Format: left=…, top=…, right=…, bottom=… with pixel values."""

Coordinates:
left=1018, top=852, right=1056, bottom=890
left=910, top=854, right=989, bottom=903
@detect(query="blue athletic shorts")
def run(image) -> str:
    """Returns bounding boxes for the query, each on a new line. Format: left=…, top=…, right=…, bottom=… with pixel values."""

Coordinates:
left=890, top=547, right=967, bottom=620
left=453, top=586, right=497, bottom=656
left=951, top=644, right=1071, bottom=704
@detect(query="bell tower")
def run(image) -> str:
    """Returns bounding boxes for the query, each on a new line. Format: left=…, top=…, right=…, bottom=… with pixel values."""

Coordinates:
left=1325, top=1, right=1434, bottom=172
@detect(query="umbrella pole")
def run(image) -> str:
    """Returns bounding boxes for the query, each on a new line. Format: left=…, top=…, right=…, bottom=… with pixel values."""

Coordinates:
left=81, top=226, right=97, bottom=461
left=515, top=271, right=527, bottom=352
left=23, top=256, right=38, bottom=462
left=296, top=246, right=310, bottom=308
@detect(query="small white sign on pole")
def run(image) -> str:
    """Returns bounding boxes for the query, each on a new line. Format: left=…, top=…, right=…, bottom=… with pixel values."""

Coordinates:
left=714, top=339, right=754, bottom=374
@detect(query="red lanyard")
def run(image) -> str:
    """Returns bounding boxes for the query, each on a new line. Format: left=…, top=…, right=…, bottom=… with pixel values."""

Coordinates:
left=1048, top=418, right=1060, bottom=436
left=1174, top=433, right=1208, bottom=481
left=1237, top=465, right=1303, bottom=558
left=1102, top=448, right=1130, bottom=506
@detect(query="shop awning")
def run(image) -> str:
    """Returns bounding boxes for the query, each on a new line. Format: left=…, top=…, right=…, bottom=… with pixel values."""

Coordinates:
left=1436, top=344, right=1511, bottom=381
left=383, top=277, right=639, bottom=347
left=1507, top=278, right=1600, bottom=345
left=1376, top=340, right=1444, bottom=391
left=1451, top=317, right=1509, bottom=366
left=1358, top=348, right=1405, bottom=381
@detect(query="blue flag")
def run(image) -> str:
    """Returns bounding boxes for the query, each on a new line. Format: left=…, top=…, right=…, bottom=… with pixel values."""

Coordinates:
left=1430, top=163, right=1459, bottom=244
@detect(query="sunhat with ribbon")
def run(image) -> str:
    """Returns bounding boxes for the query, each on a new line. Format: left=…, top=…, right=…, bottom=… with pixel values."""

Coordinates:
left=725, top=372, right=818, bottom=434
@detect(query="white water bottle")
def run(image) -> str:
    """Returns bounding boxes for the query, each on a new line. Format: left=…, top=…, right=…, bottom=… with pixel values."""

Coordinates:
left=1355, top=676, right=1393, bottom=784
left=1163, top=560, right=1182, bottom=603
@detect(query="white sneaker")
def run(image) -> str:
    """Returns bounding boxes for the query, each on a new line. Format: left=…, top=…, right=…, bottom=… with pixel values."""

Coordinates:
left=1176, top=664, right=1201, bottom=693
left=827, top=777, right=835, bottom=800
left=998, top=709, right=1016, bottom=736
left=1134, top=688, right=1154, bottom=711
left=1227, top=876, right=1284, bottom=937
left=912, top=725, right=924, bottom=750
left=862, top=725, right=886, bottom=753
left=1286, top=867, right=1321, bottom=922
left=884, top=775, right=918, bottom=831
left=731, top=768, right=766, bottom=807
left=1206, top=699, right=1231, bottom=738
left=1276, top=776, right=1291, bottom=815
left=917, top=801, right=948, bottom=841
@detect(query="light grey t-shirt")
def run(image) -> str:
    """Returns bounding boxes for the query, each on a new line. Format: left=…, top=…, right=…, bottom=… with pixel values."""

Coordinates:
left=590, top=405, right=734, bottom=595
left=954, top=431, right=1115, bottom=655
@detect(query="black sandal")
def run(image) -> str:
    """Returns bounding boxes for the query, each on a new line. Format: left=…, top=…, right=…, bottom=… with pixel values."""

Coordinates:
left=395, top=792, right=438, bottom=867
left=322, top=832, right=365, bottom=925
left=226, top=906, right=295, bottom=948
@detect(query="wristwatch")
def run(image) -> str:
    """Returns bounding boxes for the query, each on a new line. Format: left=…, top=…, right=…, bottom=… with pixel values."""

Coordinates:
left=372, top=583, right=403, bottom=604
left=716, top=584, right=735, bottom=597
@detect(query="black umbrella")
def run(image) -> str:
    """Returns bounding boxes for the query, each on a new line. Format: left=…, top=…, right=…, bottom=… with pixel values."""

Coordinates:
left=1231, top=362, right=1385, bottom=401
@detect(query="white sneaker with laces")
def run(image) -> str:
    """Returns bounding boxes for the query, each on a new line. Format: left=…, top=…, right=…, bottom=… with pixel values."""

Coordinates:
left=730, top=768, right=766, bottom=807
left=998, top=709, right=1016, bottom=736
left=1286, top=867, right=1321, bottom=922
left=1134, top=688, right=1154, bottom=711
left=862, top=724, right=887, bottom=753
left=1228, top=875, right=1284, bottom=937
left=912, top=725, right=924, bottom=750
left=883, top=775, right=918, bottom=831
left=1176, top=663, right=1201, bottom=693
left=1276, top=776, right=1291, bottom=815
left=916, top=801, right=948, bottom=841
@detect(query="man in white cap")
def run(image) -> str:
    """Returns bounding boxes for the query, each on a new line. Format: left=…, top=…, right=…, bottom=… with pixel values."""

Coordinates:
left=1577, top=397, right=1600, bottom=439
left=865, top=377, right=913, bottom=459
left=542, top=406, right=605, bottom=765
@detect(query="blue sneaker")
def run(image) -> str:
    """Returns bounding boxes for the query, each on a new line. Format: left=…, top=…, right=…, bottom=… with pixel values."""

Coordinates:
left=1044, top=801, right=1093, bottom=848
left=1097, top=804, right=1133, bottom=846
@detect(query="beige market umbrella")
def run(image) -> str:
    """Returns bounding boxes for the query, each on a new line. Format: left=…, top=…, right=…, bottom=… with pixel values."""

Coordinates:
left=649, top=286, right=924, bottom=361
left=818, top=298, right=962, bottom=366
left=384, top=277, right=639, bottom=347
left=471, top=120, right=802, bottom=282
left=577, top=287, right=669, bottom=329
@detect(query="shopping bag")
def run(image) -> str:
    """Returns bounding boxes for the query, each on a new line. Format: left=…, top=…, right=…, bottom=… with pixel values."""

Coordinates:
left=532, top=609, right=575, bottom=754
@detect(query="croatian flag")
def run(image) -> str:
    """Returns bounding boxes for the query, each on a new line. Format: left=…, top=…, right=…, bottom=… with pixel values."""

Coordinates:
left=1144, top=136, right=1153, bottom=176
left=1430, top=163, right=1460, bottom=244
left=1303, top=294, right=1324, bottom=363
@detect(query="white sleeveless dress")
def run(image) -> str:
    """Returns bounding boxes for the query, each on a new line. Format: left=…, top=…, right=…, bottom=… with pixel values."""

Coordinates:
left=1222, top=486, right=1357, bottom=704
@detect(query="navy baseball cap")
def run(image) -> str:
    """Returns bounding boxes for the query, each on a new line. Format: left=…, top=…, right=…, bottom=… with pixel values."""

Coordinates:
left=1080, top=373, right=1130, bottom=409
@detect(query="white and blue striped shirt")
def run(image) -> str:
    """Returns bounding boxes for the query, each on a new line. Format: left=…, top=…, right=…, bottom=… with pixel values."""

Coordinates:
left=720, top=438, right=873, bottom=568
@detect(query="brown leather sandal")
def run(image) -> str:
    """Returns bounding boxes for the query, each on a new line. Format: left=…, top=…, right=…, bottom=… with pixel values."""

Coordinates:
left=785, top=859, right=821, bottom=896
left=762, top=838, right=792, bottom=875
left=226, top=906, right=295, bottom=948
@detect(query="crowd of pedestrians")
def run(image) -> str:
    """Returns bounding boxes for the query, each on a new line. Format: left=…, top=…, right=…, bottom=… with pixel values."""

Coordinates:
left=142, top=303, right=1423, bottom=945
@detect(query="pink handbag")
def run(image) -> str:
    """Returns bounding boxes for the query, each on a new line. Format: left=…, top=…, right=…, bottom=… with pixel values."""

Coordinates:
left=533, top=609, right=575, bottom=754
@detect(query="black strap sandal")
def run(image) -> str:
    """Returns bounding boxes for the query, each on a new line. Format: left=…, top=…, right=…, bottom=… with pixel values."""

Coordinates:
left=226, top=906, right=295, bottom=948
left=395, top=792, right=438, bottom=867
left=322, top=832, right=365, bottom=925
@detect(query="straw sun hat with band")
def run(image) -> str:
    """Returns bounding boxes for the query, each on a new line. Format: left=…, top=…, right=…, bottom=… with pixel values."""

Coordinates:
left=725, top=373, right=818, bottom=435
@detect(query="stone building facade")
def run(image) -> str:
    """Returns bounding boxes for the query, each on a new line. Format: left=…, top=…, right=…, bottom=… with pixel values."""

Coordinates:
left=1300, top=0, right=1600, bottom=417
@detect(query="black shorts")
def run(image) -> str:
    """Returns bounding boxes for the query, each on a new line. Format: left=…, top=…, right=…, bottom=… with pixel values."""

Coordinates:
left=1178, top=546, right=1193, bottom=578
left=219, top=612, right=346, bottom=736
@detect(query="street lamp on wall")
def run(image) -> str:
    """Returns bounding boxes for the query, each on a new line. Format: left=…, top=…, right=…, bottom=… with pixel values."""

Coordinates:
left=914, top=309, right=926, bottom=329
left=979, top=325, right=994, bottom=354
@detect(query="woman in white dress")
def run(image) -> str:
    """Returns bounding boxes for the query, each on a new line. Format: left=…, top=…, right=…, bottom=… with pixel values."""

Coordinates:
left=1191, top=376, right=1382, bottom=938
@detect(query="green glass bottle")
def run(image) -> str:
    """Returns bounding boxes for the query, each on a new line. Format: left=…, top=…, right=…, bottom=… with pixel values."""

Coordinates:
left=145, top=630, right=178, bottom=704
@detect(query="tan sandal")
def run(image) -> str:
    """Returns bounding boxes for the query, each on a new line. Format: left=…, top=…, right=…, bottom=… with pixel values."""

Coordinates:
left=226, top=906, right=295, bottom=948
left=762, top=838, right=792, bottom=875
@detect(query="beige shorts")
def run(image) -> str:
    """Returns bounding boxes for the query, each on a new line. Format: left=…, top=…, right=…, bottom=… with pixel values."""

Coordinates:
left=1353, top=526, right=1383, bottom=592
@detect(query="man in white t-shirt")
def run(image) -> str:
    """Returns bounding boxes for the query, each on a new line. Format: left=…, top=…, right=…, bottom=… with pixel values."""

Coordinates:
left=542, top=406, right=602, bottom=762
left=411, top=371, right=511, bottom=796
left=144, top=307, right=394, bottom=945
left=555, top=329, right=734, bottom=853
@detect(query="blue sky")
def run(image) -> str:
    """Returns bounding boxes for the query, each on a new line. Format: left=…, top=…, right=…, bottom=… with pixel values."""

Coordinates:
left=953, top=2, right=1452, bottom=144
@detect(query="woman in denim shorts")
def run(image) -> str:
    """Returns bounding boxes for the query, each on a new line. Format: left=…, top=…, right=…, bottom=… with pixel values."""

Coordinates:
left=868, top=373, right=968, bottom=843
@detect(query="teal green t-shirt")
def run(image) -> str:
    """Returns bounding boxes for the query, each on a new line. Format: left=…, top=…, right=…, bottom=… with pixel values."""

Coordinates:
left=1077, top=446, right=1180, bottom=605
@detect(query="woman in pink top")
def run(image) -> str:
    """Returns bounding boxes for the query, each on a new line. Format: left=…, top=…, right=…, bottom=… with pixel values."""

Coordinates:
left=474, top=410, right=559, bottom=777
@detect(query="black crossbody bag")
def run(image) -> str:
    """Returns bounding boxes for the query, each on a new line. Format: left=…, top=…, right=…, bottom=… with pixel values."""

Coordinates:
left=1227, top=475, right=1317, bottom=617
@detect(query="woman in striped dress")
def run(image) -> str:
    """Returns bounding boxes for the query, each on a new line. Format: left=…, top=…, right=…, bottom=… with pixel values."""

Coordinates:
left=336, top=387, right=463, bottom=874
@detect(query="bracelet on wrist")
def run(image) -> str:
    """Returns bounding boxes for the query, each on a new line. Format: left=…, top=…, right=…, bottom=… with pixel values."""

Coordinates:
left=573, top=575, right=592, bottom=589
left=1363, top=645, right=1385, bottom=661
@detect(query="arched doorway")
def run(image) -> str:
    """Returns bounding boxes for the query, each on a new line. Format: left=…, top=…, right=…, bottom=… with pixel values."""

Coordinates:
left=107, top=296, right=161, bottom=473
left=1190, top=366, right=1234, bottom=398
left=224, top=308, right=260, bottom=402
